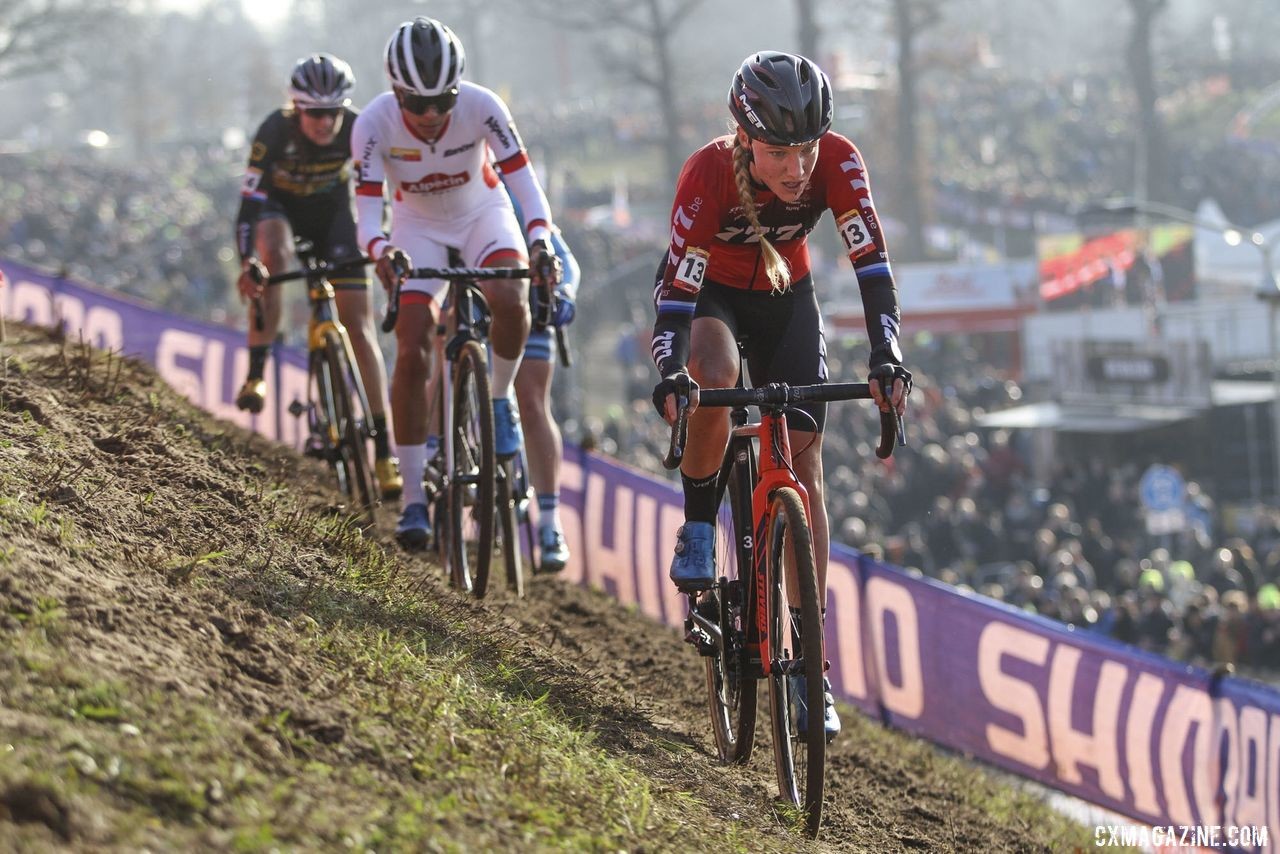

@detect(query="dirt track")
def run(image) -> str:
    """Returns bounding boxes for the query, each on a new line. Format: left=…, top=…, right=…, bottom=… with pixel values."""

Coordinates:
left=0, top=324, right=1087, bottom=851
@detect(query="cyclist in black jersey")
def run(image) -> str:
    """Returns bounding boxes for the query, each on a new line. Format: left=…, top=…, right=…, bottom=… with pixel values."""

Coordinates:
left=234, top=53, right=402, bottom=499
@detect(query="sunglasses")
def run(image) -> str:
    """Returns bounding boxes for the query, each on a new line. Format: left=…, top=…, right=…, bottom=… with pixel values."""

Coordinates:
left=301, top=107, right=342, bottom=119
left=396, top=88, right=458, bottom=116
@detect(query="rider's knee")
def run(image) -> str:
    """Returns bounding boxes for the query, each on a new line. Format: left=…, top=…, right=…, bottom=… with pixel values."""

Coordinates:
left=485, top=280, right=527, bottom=316
left=688, top=352, right=737, bottom=389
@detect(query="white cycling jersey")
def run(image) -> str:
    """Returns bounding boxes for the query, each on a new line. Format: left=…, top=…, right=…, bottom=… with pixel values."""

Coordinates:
left=352, top=81, right=553, bottom=260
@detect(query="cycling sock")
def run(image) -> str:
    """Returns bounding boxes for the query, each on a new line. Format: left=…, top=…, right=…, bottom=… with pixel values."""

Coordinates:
left=397, top=443, right=427, bottom=507
left=681, top=472, right=719, bottom=524
left=372, top=414, right=391, bottom=459
left=247, top=345, right=269, bottom=381
left=491, top=353, right=522, bottom=400
left=537, top=492, right=561, bottom=531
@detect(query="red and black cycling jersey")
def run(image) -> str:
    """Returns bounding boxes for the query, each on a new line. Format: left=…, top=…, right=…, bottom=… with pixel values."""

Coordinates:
left=651, top=132, right=902, bottom=376
left=235, top=108, right=357, bottom=260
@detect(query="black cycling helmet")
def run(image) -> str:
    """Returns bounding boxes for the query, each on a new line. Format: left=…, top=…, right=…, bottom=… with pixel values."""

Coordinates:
left=384, top=17, right=465, bottom=96
left=728, top=51, right=833, bottom=146
left=288, top=53, right=355, bottom=109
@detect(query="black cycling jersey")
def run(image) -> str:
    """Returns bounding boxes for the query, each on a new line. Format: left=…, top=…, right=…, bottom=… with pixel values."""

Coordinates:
left=235, top=107, right=358, bottom=261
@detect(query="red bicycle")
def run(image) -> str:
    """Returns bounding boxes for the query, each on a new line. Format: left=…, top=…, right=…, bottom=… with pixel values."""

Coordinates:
left=665, top=379, right=901, bottom=837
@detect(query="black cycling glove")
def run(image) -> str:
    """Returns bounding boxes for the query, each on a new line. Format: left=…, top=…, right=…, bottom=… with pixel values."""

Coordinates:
left=868, top=362, right=913, bottom=398
left=651, top=370, right=697, bottom=418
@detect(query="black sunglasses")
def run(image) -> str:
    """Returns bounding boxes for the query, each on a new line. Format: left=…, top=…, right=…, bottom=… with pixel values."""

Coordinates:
left=301, top=107, right=342, bottom=119
left=396, top=88, right=458, bottom=116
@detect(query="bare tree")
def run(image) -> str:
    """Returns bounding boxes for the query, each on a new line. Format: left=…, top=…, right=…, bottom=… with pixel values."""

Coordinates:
left=511, top=0, right=705, bottom=183
left=0, top=0, right=126, bottom=80
left=889, top=0, right=942, bottom=262
left=795, top=0, right=819, bottom=62
left=1126, top=0, right=1172, bottom=204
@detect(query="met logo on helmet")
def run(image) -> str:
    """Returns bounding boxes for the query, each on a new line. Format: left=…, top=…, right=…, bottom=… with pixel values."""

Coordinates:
left=738, top=91, right=768, bottom=134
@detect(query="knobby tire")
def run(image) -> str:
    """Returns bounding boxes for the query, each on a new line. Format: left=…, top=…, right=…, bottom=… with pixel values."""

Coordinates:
left=765, top=486, right=826, bottom=837
left=450, top=340, right=495, bottom=596
left=706, top=440, right=758, bottom=764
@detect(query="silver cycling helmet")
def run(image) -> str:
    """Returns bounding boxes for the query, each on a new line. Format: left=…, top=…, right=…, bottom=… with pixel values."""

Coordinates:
left=288, top=53, right=355, bottom=109
left=384, top=16, right=465, bottom=96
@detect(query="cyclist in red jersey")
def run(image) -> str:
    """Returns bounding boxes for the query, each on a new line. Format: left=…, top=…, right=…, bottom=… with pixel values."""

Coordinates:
left=651, top=52, right=912, bottom=741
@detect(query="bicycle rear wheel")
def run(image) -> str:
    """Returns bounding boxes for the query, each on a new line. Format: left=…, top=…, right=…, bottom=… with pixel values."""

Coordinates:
left=495, top=457, right=524, bottom=597
left=449, top=340, right=495, bottom=596
left=322, top=330, right=377, bottom=524
left=705, top=438, right=758, bottom=763
left=764, top=486, right=825, bottom=837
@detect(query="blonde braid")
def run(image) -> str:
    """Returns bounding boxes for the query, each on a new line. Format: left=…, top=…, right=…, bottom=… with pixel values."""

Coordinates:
left=732, top=135, right=791, bottom=293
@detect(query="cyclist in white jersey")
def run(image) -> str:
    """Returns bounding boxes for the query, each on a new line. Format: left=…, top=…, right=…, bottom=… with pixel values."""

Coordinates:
left=353, top=16, right=560, bottom=549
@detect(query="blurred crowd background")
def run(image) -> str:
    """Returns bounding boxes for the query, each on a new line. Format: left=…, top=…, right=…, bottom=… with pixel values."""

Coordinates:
left=4, top=0, right=1280, bottom=681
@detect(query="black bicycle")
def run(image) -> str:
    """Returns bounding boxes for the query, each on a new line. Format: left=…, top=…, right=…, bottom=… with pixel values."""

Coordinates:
left=385, top=266, right=529, bottom=597
left=253, top=248, right=379, bottom=524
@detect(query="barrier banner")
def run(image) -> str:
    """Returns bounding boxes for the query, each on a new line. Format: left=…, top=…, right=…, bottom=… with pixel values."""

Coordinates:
left=558, top=448, right=1279, bottom=851
left=0, top=258, right=307, bottom=445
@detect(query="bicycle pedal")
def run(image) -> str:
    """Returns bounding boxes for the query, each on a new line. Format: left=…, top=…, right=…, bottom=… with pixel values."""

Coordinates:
left=683, top=617, right=719, bottom=656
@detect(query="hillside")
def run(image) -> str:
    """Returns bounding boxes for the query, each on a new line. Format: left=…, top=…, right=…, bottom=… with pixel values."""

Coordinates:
left=0, top=322, right=1096, bottom=852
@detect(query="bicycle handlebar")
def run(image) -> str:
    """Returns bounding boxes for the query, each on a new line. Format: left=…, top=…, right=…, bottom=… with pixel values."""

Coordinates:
left=382, top=267, right=536, bottom=333
left=263, top=256, right=372, bottom=286
left=662, top=380, right=905, bottom=470
left=406, top=267, right=531, bottom=280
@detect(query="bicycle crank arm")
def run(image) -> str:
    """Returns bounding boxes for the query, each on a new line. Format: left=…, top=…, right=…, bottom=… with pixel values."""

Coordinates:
left=684, top=607, right=723, bottom=656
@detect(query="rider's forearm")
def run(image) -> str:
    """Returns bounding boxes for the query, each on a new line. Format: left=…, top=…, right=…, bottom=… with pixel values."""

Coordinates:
left=235, top=197, right=263, bottom=262
left=354, top=191, right=389, bottom=258
left=651, top=310, right=693, bottom=377
left=499, top=161, right=552, bottom=247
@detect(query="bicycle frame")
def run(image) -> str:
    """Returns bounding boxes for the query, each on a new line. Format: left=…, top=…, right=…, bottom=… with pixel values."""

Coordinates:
left=263, top=253, right=377, bottom=453
left=739, top=407, right=814, bottom=678
left=308, top=275, right=375, bottom=429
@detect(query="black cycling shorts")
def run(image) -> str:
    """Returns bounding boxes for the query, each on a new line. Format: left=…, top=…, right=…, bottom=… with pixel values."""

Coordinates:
left=693, top=274, right=829, bottom=432
left=262, top=197, right=368, bottom=290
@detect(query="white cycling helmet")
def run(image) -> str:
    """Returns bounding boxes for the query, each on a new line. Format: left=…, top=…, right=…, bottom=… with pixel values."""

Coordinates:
left=288, top=53, right=355, bottom=109
left=384, top=17, right=465, bottom=96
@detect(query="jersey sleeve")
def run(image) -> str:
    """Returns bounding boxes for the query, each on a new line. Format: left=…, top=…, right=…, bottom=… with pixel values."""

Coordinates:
left=351, top=109, right=390, bottom=259
left=820, top=135, right=904, bottom=367
left=551, top=230, right=580, bottom=300
left=475, top=86, right=553, bottom=246
left=234, top=117, right=276, bottom=260
left=650, top=149, right=725, bottom=375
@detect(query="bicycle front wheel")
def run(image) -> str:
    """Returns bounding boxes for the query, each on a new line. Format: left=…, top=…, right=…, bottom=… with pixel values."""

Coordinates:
left=322, top=330, right=377, bottom=524
left=705, top=439, right=757, bottom=764
left=765, top=486, right=826, bottom=837
left=449, top=340, right=495, bottom=596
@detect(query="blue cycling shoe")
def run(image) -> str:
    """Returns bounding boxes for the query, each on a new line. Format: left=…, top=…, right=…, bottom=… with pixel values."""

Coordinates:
left=492, top=398, right=523, bottom=458
left=536, top=525, right=570, bottom=574
left=791, top=673, right=840, bottom=743
left=395, top=502, right=431, bottom=551
left=669, top=522, right=715, bottom=590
